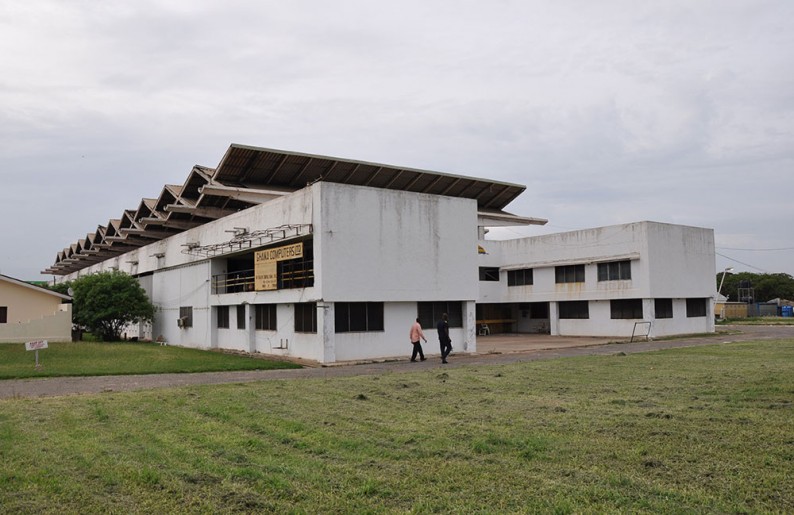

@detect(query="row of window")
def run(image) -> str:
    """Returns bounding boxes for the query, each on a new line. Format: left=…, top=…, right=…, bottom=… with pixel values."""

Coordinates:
left=206, top=301, right=464, bottom=334
left=188, top=297, right=707, bottom=335
left=559, top=298, right=708, bottom=319
left=483, top=260, right=633, bottom=285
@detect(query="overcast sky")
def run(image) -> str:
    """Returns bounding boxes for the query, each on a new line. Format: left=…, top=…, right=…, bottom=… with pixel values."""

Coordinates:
left=1, top=0, right=792, bottom=281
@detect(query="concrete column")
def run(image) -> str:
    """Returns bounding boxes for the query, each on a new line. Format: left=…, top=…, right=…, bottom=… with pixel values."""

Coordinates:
left=209, top=306, right=219, bottom=349
left=549, top=302, right=560, bottom=336
left=463, top=300, right=476, bottom=352
left=246, top=303, right=256, bottom=353
left=318, top=301, right=335, bottom=364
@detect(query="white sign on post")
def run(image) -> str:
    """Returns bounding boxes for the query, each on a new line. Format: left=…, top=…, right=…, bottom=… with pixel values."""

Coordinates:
left=25, top=340, right=48, bottom=368
left=25, top=340, right=49, bottom=351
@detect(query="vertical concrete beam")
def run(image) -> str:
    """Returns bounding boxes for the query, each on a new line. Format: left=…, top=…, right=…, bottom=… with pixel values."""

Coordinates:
left=549, top=302, right=560, bottom=336
left=319, top=301, right=335, bottom=364
left=246, top=303, right=256, bottom=353
left=463, top=300, right=476, bottom=352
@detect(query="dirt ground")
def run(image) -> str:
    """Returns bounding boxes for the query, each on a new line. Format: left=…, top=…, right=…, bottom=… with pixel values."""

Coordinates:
left=1, top=324, right=791, bottom=400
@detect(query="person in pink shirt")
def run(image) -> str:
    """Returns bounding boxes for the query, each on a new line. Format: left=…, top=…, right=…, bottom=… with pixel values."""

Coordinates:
left=409, top=317, right=428, bottom=362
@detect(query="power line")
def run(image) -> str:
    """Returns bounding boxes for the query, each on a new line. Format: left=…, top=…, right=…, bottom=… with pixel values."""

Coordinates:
left=715, top=252, right=768, bottom=273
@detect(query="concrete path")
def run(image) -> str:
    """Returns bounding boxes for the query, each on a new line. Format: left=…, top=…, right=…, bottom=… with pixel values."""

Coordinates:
left=1, top=324, right=791, bottom=400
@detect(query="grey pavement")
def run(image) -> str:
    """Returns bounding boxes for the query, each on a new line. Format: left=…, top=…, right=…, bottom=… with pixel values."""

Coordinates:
left=1, top=324, right=791, bottom=400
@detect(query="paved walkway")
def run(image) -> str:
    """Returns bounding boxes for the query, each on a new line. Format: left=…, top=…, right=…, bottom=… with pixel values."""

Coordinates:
left=1, top=325, right=791, bottom=400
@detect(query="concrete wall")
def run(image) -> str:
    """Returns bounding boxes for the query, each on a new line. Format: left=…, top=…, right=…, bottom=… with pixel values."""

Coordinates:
left=150, top=262, right=212, bottom=347
left=315, top=182, right=478, bottom=302
left=645, top=222, right=716, bottom=298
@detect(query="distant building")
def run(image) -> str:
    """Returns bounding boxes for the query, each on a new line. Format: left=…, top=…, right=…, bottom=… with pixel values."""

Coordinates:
left=45, top=144, right=716, bottom=363
left=0, top=274, right=72, bottom=343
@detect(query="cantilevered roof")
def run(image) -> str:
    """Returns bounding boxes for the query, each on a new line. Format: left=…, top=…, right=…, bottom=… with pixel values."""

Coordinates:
left=43, top=143, right=541, bottom=275
left=213, top=144, right=527, bottom=210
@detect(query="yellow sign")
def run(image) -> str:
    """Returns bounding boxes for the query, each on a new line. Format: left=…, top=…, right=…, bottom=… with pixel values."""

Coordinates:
left=254, top=242, right=304, bottom=291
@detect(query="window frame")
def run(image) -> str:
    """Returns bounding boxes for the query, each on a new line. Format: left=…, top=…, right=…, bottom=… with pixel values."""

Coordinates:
left=237, top=305, right=246, bottom=329
left=686, top=298, right=707, bottom=318
left=598, top=260, right=632, bottom=281
left=335, top=302, right=384, bottom=333
left=417, top=301, right=463, bottom=328
left=255, top=304, right=277, bottom=331
left=558, top=301, right=589, bottom=319
left=217, top=306, right=229, bottom=329
left=294, top=302, right=318, bottom=333
left=507, top=268, right=533, bottom=287
left=555, top=264, right=585, bottom=284
left=478, top=267, right=500, bottom=282
left=179, top=306, right=193, bottom=328
left=655, top=298, right=673, bottom=319
left=610, top=299, right=644, bottom=319
left=0, top=306, right=7, bottom=324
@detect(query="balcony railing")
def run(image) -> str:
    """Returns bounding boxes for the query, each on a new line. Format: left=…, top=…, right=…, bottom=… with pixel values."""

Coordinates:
left=212, top=269, right=255, bottom=294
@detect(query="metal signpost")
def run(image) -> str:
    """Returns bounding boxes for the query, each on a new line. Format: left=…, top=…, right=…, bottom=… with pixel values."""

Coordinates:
left=25, top=339, right=49, bottom=368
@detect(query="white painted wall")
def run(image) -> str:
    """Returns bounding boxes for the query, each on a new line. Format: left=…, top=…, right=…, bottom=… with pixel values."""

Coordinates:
left=645, top=223, right=716, bottom=298
left=150, top=262, right=212, bottom=347
left=316, top=182, right=478, bottom=303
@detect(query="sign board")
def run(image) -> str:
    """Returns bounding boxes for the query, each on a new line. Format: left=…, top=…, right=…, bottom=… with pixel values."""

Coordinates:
left=254, top=242, right=304, bottom=291
left=25, top=340, right=49, bottom=351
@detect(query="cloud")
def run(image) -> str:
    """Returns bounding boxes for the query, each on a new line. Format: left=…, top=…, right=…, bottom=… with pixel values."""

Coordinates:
left=0, top=0, right=792, bottom=278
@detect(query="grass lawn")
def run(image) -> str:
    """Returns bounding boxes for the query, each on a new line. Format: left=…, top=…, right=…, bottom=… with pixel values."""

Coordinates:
left=0, top=341, right=301, bottom=379
left=719, top=317, right=794, bottom=326
left=1, top=340, right=792, bottom=513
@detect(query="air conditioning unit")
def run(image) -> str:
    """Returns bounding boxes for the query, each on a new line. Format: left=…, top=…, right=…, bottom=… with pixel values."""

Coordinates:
left=177, top=317, right=187, bottom=328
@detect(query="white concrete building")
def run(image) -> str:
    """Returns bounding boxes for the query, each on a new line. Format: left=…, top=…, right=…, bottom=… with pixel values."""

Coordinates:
left=46, top=144, right=716, bottom=363
left=477, top=222, right=716, bottom=339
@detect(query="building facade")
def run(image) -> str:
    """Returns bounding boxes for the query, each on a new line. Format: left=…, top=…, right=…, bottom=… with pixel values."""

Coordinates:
left=0, top=274, right=72, bottom=343
left=46, top=144, right=716, bottom=363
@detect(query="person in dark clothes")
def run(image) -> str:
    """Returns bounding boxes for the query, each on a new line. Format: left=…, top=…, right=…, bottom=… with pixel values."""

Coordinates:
left=436, top=312, right=452, bottom=364
left=409, top=317, right=427, bottom=362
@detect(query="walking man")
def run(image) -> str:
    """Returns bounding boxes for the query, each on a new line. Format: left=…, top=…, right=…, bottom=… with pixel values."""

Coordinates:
left=437, top=313, right=452, bottom=364
left=409, top=318, right=427, bottom=362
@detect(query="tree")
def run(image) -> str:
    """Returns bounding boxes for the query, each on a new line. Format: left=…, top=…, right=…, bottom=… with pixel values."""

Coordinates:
left=49, top=281, right=72, bottom=297
left=716, top=272, right=794, bottom=303
left=70, top=271, right=156, bottom=341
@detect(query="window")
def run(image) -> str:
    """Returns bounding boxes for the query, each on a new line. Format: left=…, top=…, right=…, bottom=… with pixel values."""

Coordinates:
left=686, top=298, right=707, bottom=318
left=0, top=306, right=7, bottom=324
left=655, top=299, right=673, bottom=319
left=555, top=265, right=585, bottom=283
left=335, top=302, right=384, bottom=333
left=418, top=301, right=463, bottom=328
left=558, top=301, right=589, bottom=319
left=255, top=304, right=277, bottom=330
left=217, top=306, right=229, bottom=329
left=610, top=299, right=643, bottom=319
left=279, top=240, right=314, bottom=290
left=179, top=306, right=193, bottom=328
left=479, top=267, right=500, bottom=282
left=237, top=305, right=247, bottom=329
left=294, top=302, right=317, bottom=333
left=598, top=260, right=632, bottom=281
left=507, top=268, right=533, bottom=286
